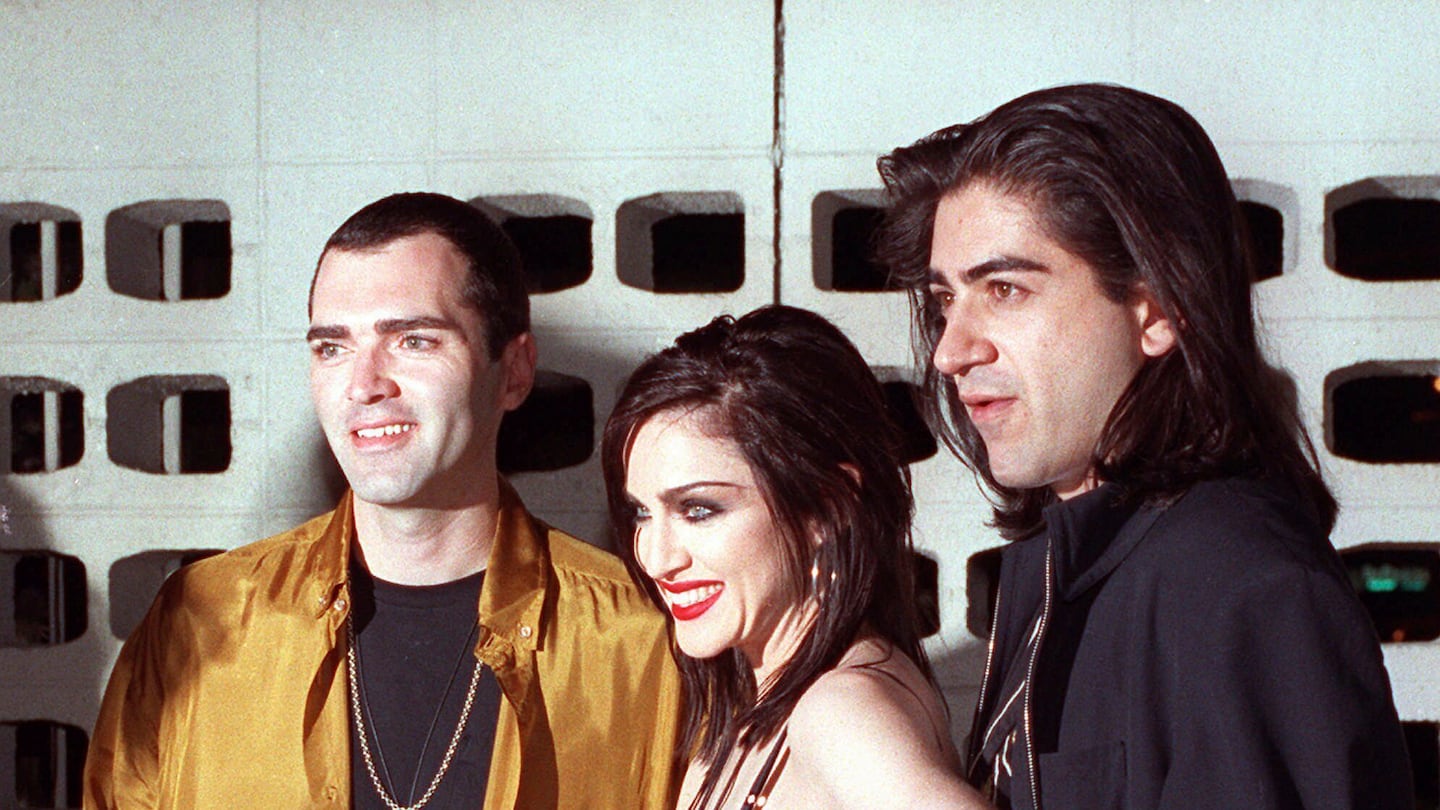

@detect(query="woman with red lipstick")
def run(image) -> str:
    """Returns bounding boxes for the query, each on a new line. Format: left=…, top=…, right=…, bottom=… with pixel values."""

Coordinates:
left=602, top=306, right=989, bottom=810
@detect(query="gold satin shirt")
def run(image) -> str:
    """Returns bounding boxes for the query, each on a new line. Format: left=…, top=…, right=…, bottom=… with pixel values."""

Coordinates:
left=83, top=482, right=682, bottom=809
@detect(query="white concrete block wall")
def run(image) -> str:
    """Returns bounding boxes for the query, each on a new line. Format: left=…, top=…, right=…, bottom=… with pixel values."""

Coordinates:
left=1, top=0, right=1436, bottom=801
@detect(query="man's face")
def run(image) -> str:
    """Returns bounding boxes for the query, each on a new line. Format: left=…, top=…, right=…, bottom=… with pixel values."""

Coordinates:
left=307, top=232, right=532, bottom=509
left=927, top=183, right=1172, bottom=499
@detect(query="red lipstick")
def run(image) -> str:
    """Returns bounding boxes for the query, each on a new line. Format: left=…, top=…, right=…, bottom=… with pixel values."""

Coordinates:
left=656, top=580, right=723, bottom=621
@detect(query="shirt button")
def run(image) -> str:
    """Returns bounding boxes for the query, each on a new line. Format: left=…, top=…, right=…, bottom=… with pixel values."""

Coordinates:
left=519, top=625, right=533, bottom=638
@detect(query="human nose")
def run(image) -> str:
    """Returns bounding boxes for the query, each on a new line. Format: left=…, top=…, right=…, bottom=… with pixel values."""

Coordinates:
left=633, top=519, right=688, bottom=581
left=346, top=345, right=400, bottom=404
left=932, top=309, right=997, bottom=378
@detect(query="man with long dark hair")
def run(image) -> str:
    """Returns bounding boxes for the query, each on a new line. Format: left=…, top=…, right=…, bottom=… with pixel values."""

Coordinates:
left=877, top=84, right=1411, bottom=808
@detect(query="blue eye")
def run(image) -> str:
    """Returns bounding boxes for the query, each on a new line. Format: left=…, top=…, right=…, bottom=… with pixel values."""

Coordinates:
left=682, top=502, right=717, bottom=522
left=632, top=504, right=652, bottom=524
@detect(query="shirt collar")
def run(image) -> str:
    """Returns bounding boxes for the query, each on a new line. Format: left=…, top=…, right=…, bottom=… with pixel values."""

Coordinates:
left=311, top=490, right=356, bottom=619
left=477, top=478, right=550, bottom=654
left=302, top=483, right=551, bottom=650
left=1043, top=482, right=1162, bottom=602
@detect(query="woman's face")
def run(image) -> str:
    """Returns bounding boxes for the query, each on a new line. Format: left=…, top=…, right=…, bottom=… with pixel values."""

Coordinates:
left=624, top=407, right=812, bottom=680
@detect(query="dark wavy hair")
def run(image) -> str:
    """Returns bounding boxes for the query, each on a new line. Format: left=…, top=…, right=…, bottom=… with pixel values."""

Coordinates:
left=875, top=83, right=1335, bottom=540
left=601, top=305, right=935, bottom=802
left=310, top=192, right=529, bottom=360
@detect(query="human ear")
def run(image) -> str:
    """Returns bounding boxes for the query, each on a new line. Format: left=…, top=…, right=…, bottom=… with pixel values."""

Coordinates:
left=1132, top=288, right=1177, bottom=358
left=498, top=332, right=537, bottom=411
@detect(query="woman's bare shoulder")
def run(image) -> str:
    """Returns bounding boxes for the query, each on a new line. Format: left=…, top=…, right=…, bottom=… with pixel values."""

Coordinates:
left=784, top=638, right=990, bottom=809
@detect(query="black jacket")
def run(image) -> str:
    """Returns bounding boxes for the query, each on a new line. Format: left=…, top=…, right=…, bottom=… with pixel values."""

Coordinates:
left=968, top=478, right=1413, bottom=809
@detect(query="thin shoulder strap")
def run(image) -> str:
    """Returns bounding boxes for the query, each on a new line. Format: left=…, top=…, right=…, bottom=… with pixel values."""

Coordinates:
left=741, top=727, right=789, bottom=807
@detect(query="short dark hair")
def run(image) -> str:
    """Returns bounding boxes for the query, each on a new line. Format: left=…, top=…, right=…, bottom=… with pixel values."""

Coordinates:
left=600, top=305, right=935, bottom=793
left=876, top=83, right=1335, bottom=540
left=310, top=192, right=529, bottom=360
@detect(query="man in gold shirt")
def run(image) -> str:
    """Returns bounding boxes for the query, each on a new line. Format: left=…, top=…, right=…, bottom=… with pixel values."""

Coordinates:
left=84, top=193, right=682, bottom=809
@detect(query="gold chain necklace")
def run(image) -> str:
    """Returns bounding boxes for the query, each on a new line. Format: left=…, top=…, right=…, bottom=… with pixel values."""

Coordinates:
left=346, top=613, right=483, bottom=810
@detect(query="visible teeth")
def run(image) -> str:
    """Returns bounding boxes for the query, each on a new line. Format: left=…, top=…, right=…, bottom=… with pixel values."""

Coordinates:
left=669, top=584, right=721, bottom=608
left=356, top=424, right=413, bottom=438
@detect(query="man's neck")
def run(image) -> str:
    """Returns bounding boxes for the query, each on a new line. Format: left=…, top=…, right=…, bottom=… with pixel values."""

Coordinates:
left=351, top=494, right=501, bottom=586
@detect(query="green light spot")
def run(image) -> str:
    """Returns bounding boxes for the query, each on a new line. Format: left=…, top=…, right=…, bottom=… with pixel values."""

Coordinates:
left=1366, top=577, right=1399, bottom=593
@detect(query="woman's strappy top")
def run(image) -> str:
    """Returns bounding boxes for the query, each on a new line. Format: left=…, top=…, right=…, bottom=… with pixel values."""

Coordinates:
left=739, top=728, right=788, bottom=807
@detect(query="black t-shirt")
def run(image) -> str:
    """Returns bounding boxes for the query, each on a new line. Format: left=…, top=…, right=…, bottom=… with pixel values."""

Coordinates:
left=348, top=563, right=503, bottom=809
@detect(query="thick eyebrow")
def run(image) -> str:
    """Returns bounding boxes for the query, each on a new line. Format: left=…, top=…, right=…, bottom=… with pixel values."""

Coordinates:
left=304, top=316, right=455, bottom=343
left=305, top=324, right=348, bottom=342
left=928, top=256, right=1050, bottom=287
left=375, top=316, right=455, bottom=334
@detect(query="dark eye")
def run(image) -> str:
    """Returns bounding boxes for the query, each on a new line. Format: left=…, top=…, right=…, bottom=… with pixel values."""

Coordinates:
left=990, top=280, right=1022, bottom=300
left=400, top=335, right=433, bottom=350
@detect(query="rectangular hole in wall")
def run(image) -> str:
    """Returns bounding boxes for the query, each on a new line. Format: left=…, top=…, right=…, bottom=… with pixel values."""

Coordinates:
left=617, top=192, right=745, bottom=293
left=471, top=195, right=594, bottom=294
left=913, top=551, right=940, bottom=638
left=497, top=371, right=593, bottom=473
left=2, top=206, right=82, bottom=302
left=1332, top=198, right=1440, bottom=281
left=1340, top=544, right=1440, bottom=643
left=179, top=390, right=231, bottom=473
left=811, top=189, right=892, bottom=291
left=9, top=388, right=84, bottom=474
left=1326, top=364, right=1440, bottom=463
left=1239, top=201, right=1284, bottom=282
left=107, top=200, right=231, bottom=301
left=830, top=206, right=891, bottom=291
left=2, top=720, right=86, bottom=808
left=652, top=214, right=744, bottom=293
left=1326, top=177, right=1440, bottom=281
left=1, top=551, right=87, bottom=647
left=179, top=221, right=232, bottom=299
left=504, top=215, right=592, bottom=293
left=108, top=375, right=230, bottom=474
left=1232, top=180, right=1296, bottom=284
left=879, top=379, right=937, bottom=464
left=965, top=547, right=1003, bottom=639
left=162, top=222, right=233, bottom=300
left=9, top=222, right=41, bottom=301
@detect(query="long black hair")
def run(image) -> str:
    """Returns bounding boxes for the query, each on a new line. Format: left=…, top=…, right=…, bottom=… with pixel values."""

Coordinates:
left=601, top=305, right=934, bottom=802
left=875, top=82, right=1335, bottom=540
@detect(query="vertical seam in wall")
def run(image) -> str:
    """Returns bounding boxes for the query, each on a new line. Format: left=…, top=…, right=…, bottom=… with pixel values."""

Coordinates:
left=428, top=0, right=439, bottom=189
left=252, top=2, right=271, bottom=516
left=771, top=0, right=786, bottom=304
left=1125, top=0, right=1139, bottom=81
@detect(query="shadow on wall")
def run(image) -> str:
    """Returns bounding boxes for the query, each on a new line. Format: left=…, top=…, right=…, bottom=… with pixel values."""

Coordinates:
left=0, top=478, right=102, bottom=808
left=928, top=636, right=992, bottom=745
left=304, top=428, right=349, bottom=519
left=504, top=327, right=655, bottom=548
